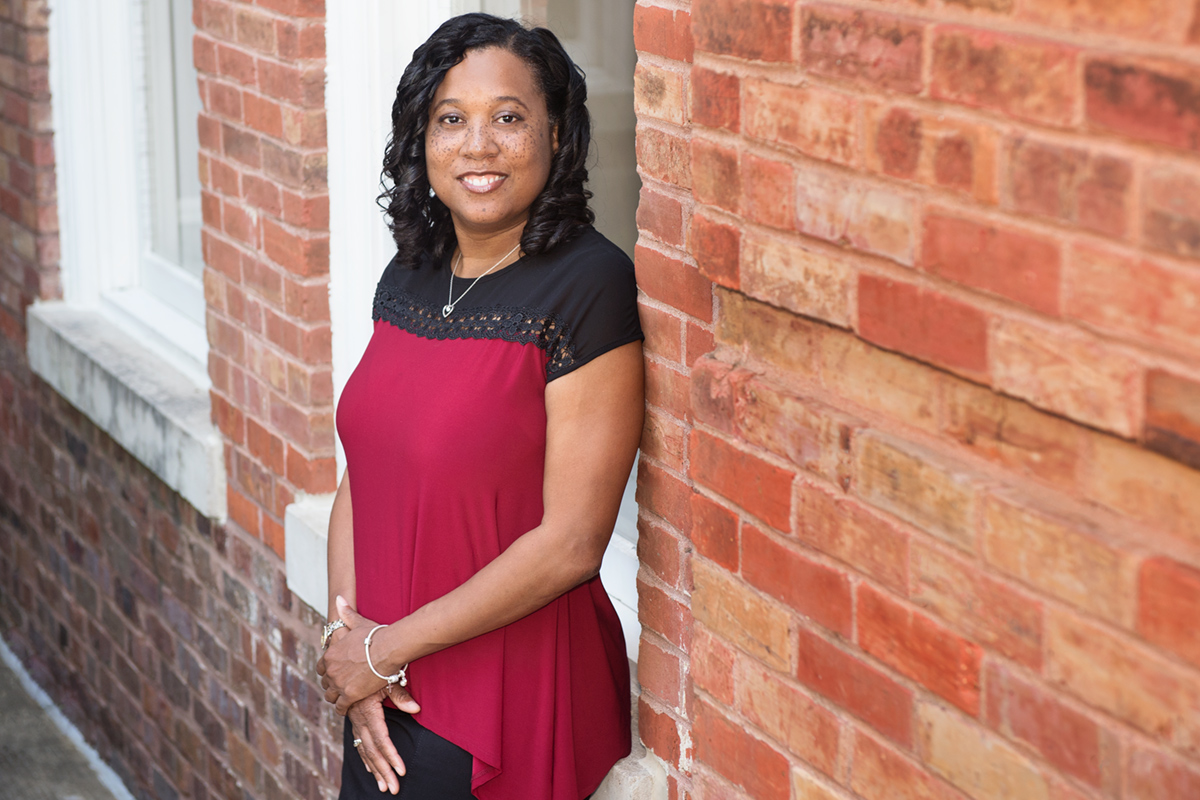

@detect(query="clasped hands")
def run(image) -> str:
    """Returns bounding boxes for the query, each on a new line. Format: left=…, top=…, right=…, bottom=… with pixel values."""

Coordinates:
left=317, top=596, right=419, bottom=795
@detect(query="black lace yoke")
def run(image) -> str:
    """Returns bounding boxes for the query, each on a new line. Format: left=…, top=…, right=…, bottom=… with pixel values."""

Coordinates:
left=371, top=227, right=643, bottom=382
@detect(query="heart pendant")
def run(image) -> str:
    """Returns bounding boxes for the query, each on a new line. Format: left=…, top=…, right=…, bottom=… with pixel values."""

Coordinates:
left=442, top=304, right=453, bottom=317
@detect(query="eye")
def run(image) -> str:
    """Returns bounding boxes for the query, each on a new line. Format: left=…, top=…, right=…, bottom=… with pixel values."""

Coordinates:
left=438, top=113, right=463, bottom=125
left=496, top=113, right=521, bottom=124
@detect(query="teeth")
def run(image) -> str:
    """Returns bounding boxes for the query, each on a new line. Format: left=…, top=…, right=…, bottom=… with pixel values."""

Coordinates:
left=462, top=175, right=502, bottom=188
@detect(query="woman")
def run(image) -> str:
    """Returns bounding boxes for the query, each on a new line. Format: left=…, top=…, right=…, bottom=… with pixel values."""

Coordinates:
left=316, top=13, right=643, bottom=800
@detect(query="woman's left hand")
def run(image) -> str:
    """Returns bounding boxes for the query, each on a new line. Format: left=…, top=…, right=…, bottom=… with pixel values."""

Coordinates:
left=318, top=596, right=419, bottom=715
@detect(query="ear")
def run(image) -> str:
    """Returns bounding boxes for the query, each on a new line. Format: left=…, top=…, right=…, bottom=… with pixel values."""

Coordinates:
left=551, top=124, right=559, bottom=154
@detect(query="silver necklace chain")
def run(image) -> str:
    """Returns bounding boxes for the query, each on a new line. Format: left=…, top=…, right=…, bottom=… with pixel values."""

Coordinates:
left=443, top=242, right=522, bottom=318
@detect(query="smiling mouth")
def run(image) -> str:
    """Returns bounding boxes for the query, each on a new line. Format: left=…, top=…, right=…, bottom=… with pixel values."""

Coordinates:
left=459, top=173, right=507, bottom=193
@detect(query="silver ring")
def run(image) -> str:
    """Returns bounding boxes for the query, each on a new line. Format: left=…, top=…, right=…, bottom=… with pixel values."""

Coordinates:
left=353, top=738, right=363, bottom=748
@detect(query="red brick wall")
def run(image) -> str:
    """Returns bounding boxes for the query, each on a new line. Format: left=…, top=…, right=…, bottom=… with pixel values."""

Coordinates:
left=634, top=1, right=1200, bottom=799
left=0, top=1, right=345, bottom=798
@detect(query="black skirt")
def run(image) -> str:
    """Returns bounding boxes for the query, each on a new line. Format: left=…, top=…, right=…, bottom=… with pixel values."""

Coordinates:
left=339, top=708, right=476, bottom=799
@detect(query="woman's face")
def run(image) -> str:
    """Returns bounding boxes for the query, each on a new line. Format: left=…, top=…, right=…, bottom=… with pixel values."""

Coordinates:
left=426, top=47, right=556, bottom=241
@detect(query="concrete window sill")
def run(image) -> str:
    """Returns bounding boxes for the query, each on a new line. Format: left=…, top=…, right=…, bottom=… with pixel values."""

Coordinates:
left=26, top=302, right=226, bottom=519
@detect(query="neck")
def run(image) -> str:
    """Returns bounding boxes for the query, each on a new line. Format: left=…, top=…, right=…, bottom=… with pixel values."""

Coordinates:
left=452, top=222, right=526, bottom=278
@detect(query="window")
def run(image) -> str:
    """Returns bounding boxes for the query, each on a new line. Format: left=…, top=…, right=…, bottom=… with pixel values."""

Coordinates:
left=32, top=0, right=223, bottom=519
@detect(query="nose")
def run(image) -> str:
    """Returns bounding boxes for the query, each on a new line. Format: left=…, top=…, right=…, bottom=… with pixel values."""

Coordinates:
left=461, top=120, right=499, bottom=158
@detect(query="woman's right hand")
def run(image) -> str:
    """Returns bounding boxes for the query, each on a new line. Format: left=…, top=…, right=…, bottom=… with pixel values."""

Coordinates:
left=348, top=688, right=419, bottom=795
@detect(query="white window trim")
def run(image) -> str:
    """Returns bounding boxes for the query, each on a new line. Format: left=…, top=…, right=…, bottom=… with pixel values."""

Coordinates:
left=34, top=0, right=224, bottom=519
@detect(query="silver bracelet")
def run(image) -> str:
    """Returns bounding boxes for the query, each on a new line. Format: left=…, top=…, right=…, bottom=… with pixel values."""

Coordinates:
left=364, top=624, right=408, bottom=687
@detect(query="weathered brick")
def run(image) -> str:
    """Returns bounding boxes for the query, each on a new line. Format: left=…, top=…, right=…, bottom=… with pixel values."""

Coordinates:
left=990, top=318, right=1141, bottom=437
left=1086, top=59, right=1200, bottom=154
left=634, top=62, right=687, bottom=127
left=1065, top=243, right=1200, bottom=354
left=635, top=245, right=711, bottom=322
left=642, top=407, right=687, bottom=474
left=744, top=79, right=857, bottom=166
left=795, top=166, right=915, bottom=265
left=693, top=0, right=794, bottom=62
left=859, top=584, right=984, bottom=714
left=695, top=699, right=791, bottom=800
left=802, top=6, right=924, bottom=94
left=639, top=697, right=681, bottom=767
left=691, top=492, right=740, bottom=573
left=1006, top=137, right=1131, bottom=239
left=743, top=524, right=852, bottom=635
left=795, top=480, right=908, bottom=591
left=638, top=635, right=682, bottom=709
left=1143, top=164, right=1200, bottom=259
left=917, top=701, right=1050, bottom=800
left=716, top=288, right=822, bottom=377
left=850, top=730, right=970, bottom=800
left=693, top=625, right=737, bottom=705
left=790, top=770, right=844, bottom=800
left=932, top=29, right=1076, bottom=127
left=689, top=429, right=794, bottom=531
left=636, top=126, right=691, bottom=190
left=820, top=330, right=938, bottom=434
left=638, top=300, right=683, bottom=363
left=1020, top=0, right=1175, bottom=39
left=1146, top=369, right=1200, bottom=471
left=739, top=230, right=853, bottom=327
left=735, top=377, right=854, bottom=483
left=692, top=211, right=740, bottom=289
left=742, top=153, right=794, bottom=231
left=985, top=663, right=1105, bottom=787
left=911, top=541, right=1043, bottom=669
left=795, top=626, right=914, bottom=747
left=633, top=5, right=694, bottom=63
left=855, top=432, right=978, bottom=550
left=692, top=137, right=740, bottom=214
left=693, top=559, right=791, bottom=671
left=691, top=356, right=741, bottom=433
left=1127, top=747, right=1200, bottom=800
left=636, top=460, right=692, bottom=532
left=921, top=212, right=1061, bottom=315
left=1138, top=557, right=1200, bottom=669
left=692, top=67, right=740, bottom=132
left=983, top=494, right=1134, bottom=626
left=864, top=102, right=999, bottom=203
left=940, top=377, right=1083, bottom=488
left=858, top=274, right=988, bottom=380
left=636, top=187, right=683, bottom=248
left=639, top=576, right=690, bottom=650
left=735, top=658, right=840, bottom=777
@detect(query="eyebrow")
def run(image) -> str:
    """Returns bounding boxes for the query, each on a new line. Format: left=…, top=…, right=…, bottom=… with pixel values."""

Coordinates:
left=433, top=96, right=530, bottom=111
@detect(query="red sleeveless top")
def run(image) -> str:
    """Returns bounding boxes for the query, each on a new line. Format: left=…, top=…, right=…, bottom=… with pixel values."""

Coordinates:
left=336, top=229, right=640, bottom=799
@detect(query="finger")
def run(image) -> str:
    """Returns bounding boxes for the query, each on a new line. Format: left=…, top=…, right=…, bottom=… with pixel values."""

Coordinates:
left=336, top=594, right=363, bottom=627
left=386, top=685, right=421, bottom=714
left=315, top=656, right=326, bottom=677
left=336, top=694, right=352, bottom=716
left=365, top=701, right=407, bottom=781
left=324, top=687, right=339, bottom=705
left=356, top=732, right=401, bottom=794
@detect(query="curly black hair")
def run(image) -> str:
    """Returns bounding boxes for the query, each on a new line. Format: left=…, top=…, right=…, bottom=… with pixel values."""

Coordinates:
left=379, top=13, right=594, bottom=269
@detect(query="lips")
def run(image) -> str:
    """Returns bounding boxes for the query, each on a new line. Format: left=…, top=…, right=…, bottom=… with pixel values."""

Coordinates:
left=458, top=173, right=507, bottom=193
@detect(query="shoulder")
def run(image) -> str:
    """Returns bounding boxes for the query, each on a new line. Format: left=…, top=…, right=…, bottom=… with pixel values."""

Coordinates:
left=537, top=228, right=634, bottom=286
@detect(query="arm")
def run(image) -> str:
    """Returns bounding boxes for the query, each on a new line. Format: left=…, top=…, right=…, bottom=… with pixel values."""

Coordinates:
left=319, top=340, right=644, bottom=711
left=327, top=470, right=356, bottom=622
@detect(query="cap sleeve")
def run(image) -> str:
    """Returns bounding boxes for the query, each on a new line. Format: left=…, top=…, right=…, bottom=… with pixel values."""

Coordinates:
left=544, top=236, right=643, bottom=382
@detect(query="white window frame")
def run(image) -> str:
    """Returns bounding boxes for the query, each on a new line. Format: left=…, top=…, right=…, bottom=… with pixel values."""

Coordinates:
left=31, top=0, right=224, bottom=519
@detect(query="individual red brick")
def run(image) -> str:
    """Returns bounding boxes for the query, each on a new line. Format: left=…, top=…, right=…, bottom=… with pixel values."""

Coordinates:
left=285, top=445, right=335, bottom=494
left=638, top=635, right=683, bottom=709
left=932, top=29, right=1076, bottom=127
left=990, top=317, right=1141, bottom=437
left=1143, top=164, right=1200, bottom=259
left=985, top=663, right=1103, bottom=786
left=857, top=274, right=988, bottom=377
left=633, top=5, right=694, bottom=63
left=689, top=429, right=794, bottom=531
left=211, top=393, right=246, bottom=444
left=692, top=67, right=740, bottom=132
left=245, top=418, right=284, bottom=475
left=643, top=407, right=687, bottom=473
left=639, top=576, right=690, bottom=651
left=256, top=0, right=324, bottom=18
left=794, top=164, right=915, bottom=264
left=207, top=79, right=243, bottom=120
left=638, top=520, right=682, bottom=588
left=262, top=219, right=327, bottom=276
left=695, top=700, right=791, bottom=800
left=636, top=188, right=684, bottom=247
left=222, top=123, right=261, bottom=169
left=243, top=92, right=283, bottom=138
left=227, top=485, right=260, bottom=538
left=911, top=542, right=1043, bottom=669
left=692, top=625, right=736, bottom=705
left=690, top=357, right=740, bottom=433
left=235, top=8, right=275, bottom=55
left=1128, top=747, right=1200, bottom=800
left=635, top=63, right=687, bottom=127
left=1146, top=370, right=1200, bottom=470
left=216, top=44, right=256, bottom=87
left=635, top=245, right=711, bottom=322
left=1006, top=138, right=1131, bottom=239
left=795, top=627, right=914, bottom=747
left=735, top=658, right=841, bottom=777
left=194, top=33, right=218, bottom=74
left=242, top=175, right=282, bottom=217
left=717, top=289, right=824, bottom=377
left=921, top=212, right=1061, bottom=315
left=693, top=560, right=790, bottom=670
left=198, top=0, right=234, bottom=39
left=638, top=300, right=683, bottom=363
left=691, top=492, right=740, bottom=576
left=637, top=126, right=691, bottom=190
left=1139, top=557, right=1200, bottom=669
left=637, top=460, right=693, bottom=533
left=1020, top=0, right=1174, bottom=39
left=639, top=695, right=681, bottom=767
left=692, top=138, right=740, bottom=214
left=645, top=359, right=691, bottom=421
left=281, top=191, right=329, bottom=229
left=742, top=154, right=793, bottom=231
left=693, top=0, right=794, bottom=62
left=734, top=376, right=856, bottom=481
left=686, top=322, right=716, bottom=367
left=795, top=481, right=908, bottom=591
left=692, top=211, right=740, bottom=289
left=873, top=107, right=920, bottom=178
left=743, top=79, right=857, bottom=166
left=802, top=5, right=924, bottom=94
left=850, top=730, right=970, bottom=800
left=858, top=584, right=984, bottom=715
left=743, top=524, right=851, bottom=635
left=1086, top=58, right=1200, bottom=154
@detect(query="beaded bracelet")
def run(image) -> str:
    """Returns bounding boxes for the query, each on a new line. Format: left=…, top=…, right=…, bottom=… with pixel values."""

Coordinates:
left=364, top=624, right=408, bottom=687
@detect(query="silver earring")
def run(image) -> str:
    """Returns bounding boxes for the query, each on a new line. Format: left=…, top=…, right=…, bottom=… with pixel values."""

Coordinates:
left=429, top=187, right=436, bottom=198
